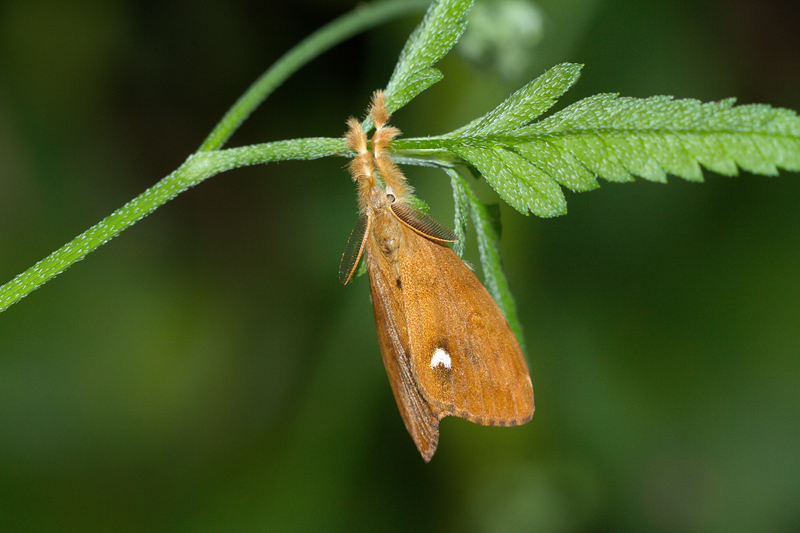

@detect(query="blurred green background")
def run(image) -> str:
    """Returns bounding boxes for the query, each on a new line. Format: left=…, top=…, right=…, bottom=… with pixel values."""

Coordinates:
left=1, top=0, right=799, bottom=530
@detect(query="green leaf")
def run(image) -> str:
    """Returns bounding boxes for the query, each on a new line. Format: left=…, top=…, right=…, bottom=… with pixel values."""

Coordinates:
left=519, top=95, right=800, bottom=186
left=404, top=195, right=431, bottom=213
left=456, top=62, right=582, bottom=135
left=448, top=144, right=566, bottom=217
left=449, top=170, right=470, bottom=257
left=383, top=0, right=474, bottom=115
left=393, top=63, right=800, bottom=217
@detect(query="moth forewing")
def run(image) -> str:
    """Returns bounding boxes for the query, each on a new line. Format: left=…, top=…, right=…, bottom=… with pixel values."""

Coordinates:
left=399, top=222, right=534, bottom=426
left=390, top=201, right=457, bottom=243
left=339, top=214, right=370, bottom=285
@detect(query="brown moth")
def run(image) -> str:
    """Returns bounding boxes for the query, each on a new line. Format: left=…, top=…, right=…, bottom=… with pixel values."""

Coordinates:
left=339, top=91, right=534, bottom=461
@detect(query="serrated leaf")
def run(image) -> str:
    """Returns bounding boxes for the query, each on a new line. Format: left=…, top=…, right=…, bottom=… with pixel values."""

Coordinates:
left=519, top=95, right=800, bottom=189
left=515, top=142, right=599, bottom=191
left=457, top=63, right=582, bottom=136
left=451, top=144, right=566, bottom=217
left=383, top=0, right=473, bottom=114
left=386, top=70, right=444, bottom=117
left=393, top=65, right=800, bottom=216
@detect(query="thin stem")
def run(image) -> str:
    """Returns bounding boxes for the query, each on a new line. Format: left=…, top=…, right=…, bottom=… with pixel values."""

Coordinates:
left=0, top=0, right=430, bottom=314
left=0, top=136, right=344, bottom=313
left=199, top=0, right=431, bottom=151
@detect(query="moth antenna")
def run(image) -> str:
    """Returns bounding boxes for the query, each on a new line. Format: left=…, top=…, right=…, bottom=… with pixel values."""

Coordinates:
left=369, top=90, right=390, bottom=129
left=375, top=152, right=412, bottom=200
left=369, top=91, right=411, bottom=200
left=372, top=125, right=400, bottom=160
left=345, top=117, right=375, bottom=213
left=368, top=90, right=399, bottom=159
left=345, top=116, right=368, bottom=154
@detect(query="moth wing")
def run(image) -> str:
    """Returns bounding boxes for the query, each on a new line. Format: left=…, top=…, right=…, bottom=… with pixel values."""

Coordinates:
left=366, top=231, right=441, bottom=461
left=391, top=202, right=457, bottom=242
left=339, top=214, right=370, bottom=285
left=400, top=227, right=534, bottom=426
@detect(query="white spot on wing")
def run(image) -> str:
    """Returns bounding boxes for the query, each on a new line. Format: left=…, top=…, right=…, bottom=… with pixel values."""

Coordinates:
left=430, top=347, right=451, bottom=369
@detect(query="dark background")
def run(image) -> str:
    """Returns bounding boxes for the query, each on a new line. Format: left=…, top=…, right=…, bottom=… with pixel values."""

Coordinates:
left=1, top=0, right=799, bottom=530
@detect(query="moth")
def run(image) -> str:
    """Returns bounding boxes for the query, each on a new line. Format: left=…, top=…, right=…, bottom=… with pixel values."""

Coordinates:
left=339, top=91, right=534, bottom=461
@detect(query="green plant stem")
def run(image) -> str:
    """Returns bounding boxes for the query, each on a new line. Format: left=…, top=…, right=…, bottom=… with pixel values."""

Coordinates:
left=0, top=0, right=431, bottom=314
left=0, top=136, right=344, bottom=313
left=200, top=0, right=431, bottom=151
